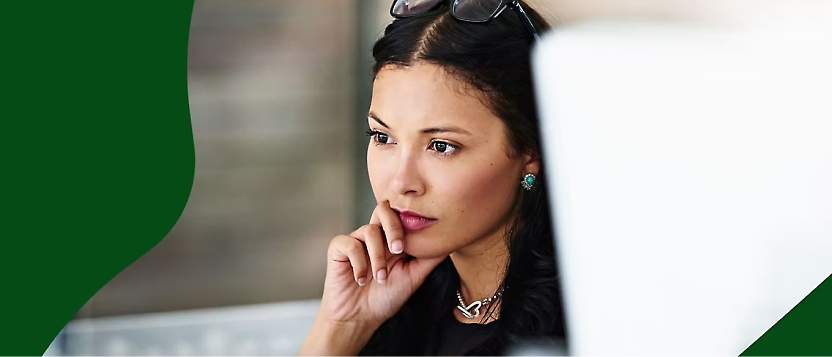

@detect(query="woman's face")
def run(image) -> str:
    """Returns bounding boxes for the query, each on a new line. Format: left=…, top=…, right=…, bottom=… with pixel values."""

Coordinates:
left=367, top=62, right=538, bottom=258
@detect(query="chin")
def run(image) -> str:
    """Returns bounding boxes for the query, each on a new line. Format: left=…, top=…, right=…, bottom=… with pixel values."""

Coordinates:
left=401, top=232, right=450, bottom=259
left=405, top=250, right=450, bottom=260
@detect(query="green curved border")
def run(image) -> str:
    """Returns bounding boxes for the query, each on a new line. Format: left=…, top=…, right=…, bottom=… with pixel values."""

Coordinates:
left=0, top=1, right=196, bottom=355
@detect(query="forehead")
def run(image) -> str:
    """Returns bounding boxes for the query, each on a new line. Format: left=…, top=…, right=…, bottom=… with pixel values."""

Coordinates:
left=370, top=63, right=503, bottom=134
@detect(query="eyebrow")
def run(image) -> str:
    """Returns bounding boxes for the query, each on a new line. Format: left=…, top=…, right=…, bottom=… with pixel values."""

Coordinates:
left=368, top=112, right=472, bottom=136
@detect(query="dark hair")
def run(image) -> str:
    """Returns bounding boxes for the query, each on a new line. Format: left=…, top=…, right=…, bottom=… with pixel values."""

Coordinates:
left=359, top=1, right=566, bottom=355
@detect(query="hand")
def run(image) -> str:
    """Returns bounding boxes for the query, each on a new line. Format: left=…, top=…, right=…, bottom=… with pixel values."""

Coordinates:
left=298, top=200, right=447, bottom=355
left=321, top=200, right=446, bottom=326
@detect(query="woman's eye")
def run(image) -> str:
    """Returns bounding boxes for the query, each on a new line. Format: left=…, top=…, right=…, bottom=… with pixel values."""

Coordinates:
left=431, top=141, right=457, bottom=154
left=376, top=133, right=391, bottom=144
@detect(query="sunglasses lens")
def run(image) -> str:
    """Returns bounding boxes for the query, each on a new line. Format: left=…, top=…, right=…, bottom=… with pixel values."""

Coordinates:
left=452, top=0, right=504, bottom=21
left=392, top=0, right=443, bottom=17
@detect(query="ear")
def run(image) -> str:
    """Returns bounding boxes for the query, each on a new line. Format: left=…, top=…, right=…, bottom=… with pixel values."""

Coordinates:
left=521, top=153, right=541, bottom=176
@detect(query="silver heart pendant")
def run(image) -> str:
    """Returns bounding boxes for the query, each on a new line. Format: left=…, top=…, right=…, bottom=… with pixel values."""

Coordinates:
left=457, top=300, right=482, bottom=319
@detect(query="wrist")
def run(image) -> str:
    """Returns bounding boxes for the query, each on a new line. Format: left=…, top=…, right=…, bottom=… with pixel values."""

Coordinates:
left=298, top=317, right=378, bottom=356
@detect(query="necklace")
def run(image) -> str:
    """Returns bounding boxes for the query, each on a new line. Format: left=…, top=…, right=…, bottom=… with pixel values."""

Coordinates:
left=456, top=286, right=505, bottom=319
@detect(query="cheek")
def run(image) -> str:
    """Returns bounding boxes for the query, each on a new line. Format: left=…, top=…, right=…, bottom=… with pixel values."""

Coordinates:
left=441, top=163, right=517, bottom=219
left=366, top=148, right=389, bottom=199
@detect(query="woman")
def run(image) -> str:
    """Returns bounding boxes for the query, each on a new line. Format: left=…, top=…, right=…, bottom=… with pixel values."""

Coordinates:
left=299, top=0, right=565, bottom=355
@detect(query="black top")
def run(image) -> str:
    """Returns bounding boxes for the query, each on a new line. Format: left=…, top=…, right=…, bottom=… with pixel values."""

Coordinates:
left=432, top=312, right=500, bottom=355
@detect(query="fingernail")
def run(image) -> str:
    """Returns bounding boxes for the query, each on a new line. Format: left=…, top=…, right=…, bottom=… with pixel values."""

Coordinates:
left=391, top=240, right=403, bottom=254
left=377, top=269, right=387, bottom=284
left=357, top=277, right=366, bottom=286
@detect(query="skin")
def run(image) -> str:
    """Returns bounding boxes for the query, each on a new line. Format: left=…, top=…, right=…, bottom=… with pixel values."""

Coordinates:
left=298, top=62, right=539, bottom=355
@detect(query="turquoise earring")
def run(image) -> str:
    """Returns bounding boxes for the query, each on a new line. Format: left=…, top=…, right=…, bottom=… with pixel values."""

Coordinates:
left=521, top=173, right=536, bottom=191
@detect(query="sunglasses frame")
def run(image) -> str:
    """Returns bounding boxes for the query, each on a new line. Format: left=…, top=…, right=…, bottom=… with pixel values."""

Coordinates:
left=389, top=0, right=540, bottom=41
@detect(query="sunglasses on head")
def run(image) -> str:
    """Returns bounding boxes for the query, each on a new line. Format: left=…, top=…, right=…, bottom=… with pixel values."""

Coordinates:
left=390, top=0, right=541, bottom=41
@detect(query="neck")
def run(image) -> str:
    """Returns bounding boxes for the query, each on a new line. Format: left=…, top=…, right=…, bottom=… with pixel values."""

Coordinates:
left=450, top=225, right=511, bottom=306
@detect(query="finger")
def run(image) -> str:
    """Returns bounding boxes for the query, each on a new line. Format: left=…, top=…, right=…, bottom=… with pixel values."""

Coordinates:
left=329, top=235, right=370, bottom=286
left=354, top=224, right=390, bottom=284
left=370, top=200, right=405, bottom=255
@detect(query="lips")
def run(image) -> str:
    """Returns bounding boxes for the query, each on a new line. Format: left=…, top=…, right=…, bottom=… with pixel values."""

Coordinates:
left=395, top=209, right=437, bottom=231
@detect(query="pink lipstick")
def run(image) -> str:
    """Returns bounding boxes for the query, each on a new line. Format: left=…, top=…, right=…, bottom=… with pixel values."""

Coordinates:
left=396, top=209, right=437, bottom=231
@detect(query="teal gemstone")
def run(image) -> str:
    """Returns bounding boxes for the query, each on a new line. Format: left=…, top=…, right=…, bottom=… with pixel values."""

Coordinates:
left=525, top=175, right=535, bottom=185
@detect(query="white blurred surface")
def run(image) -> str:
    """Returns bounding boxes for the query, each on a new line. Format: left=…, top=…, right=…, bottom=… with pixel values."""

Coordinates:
left=533, top=2, right=832, bottom=355
left=55, top=300, right=319, bottom=356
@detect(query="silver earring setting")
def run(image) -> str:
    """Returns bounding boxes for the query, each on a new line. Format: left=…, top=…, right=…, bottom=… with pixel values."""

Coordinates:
left=521, top=173, right=536, bottom=191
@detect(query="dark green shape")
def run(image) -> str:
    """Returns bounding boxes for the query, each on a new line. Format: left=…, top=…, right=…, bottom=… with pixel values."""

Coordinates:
left=0, top=1, right=196, bottom=355
left=741, top=274, right=832, bottom=356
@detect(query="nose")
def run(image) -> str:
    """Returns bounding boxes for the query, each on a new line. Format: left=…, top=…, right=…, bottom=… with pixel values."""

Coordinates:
left=389, top=149, right=426, bottom=196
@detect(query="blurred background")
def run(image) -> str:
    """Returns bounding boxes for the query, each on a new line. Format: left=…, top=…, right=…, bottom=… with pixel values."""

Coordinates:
left=44, top=0, right=781, bottom=355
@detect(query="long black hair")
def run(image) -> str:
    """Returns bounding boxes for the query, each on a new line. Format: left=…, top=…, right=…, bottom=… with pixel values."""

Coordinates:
left=359, top=1, right=565, bottom=355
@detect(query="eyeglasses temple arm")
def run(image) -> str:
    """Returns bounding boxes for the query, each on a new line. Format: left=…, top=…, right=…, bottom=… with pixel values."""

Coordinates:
left=509, top=0, right=541, bottom=41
